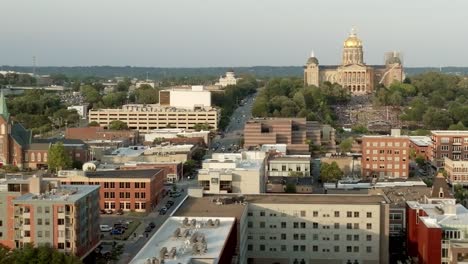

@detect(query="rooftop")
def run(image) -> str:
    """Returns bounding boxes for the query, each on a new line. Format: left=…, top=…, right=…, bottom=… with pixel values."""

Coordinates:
left=408, top=201, right=468, bottom=228
left=432, top=130, right=468, bottom=136
left=270, top=156, right=311, bottom=162
left=174, top=196, right=247, bottom=219
left=370, top=186, right=431, bottom=207
left=91, top=104, right=217, bottom=112
left=14, top=185, right=99, bottom=203
left=130, top=216, right=235, bottom=264
left=409, top=136, right=432, bottom=147
left=86, top=169, right=162, bottom=179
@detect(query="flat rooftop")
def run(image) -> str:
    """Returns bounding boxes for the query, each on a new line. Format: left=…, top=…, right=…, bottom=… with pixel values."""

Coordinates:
left=244, top=193, right=387, bottom=205
left=91, top=104, right=217, bottom=112
left=130, top=216, right=235, bottom=264
left=409, top=136, right=432, bottom=147
left=270, top=156, right=311, bottom=162
left=174, top=196, right=247, bottom=219
left=432, top=130, right=468, bottom=136
left=14, top=185, right=99, bottom=203
left=86, top=169, right=162, bottom=179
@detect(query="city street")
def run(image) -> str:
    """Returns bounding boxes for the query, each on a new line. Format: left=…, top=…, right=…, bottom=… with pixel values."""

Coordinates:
left=210, top=92, right=257, bottom=153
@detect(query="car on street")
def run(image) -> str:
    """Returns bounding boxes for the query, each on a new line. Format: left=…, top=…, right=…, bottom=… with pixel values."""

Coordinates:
left=149, top=222, right=156, bottom=229
left=110, top=228, right=124, bottom=235
left=166, top=200, right=174, bottom=206
left=114, top=223, right=128, bottom=230
left=170, top=192, right=181, bottom=198
left=100, top=225, right=113, bottom=232
left=144, top=226, right=152, bottom=233
left=159, top=207, right=168, bottom=215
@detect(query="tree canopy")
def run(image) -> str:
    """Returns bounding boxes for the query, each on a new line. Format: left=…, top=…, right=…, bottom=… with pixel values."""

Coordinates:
left=0, top=243, right=81, bottom=264
left=109, top=120, right=128, bottom=130
left=320, top=161, right=344, bottom=183
left=48, top=142, right=72, bottom=172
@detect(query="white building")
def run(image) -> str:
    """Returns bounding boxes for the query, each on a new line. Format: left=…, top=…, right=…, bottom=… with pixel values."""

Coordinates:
left=67, top=105, right=87, bottom=119
left=159, top=86, right=211, bottom=109
left=135, top=80, right=156, bottom=88
left=268, top=156, right=311, bottom=177
left=198, top=151, right=267, bottom=194
left=144, top=128, right=210, bottom=145
left=215, top=71, right=238, bottom=87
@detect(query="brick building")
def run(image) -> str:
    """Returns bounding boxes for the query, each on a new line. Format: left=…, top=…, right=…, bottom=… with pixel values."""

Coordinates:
left=0, top=174, right=100, bottom=258
left=65, top=127, right=139, bottom=145
left=120, top=161, right=183, bottom=183
left=409, top=136, right=432, bottom=161
left=361, top=129, right=410, bottom=179
left=244, top=118, right=335, bottom=155
left=0, top=91, right=88, bottom=169
left=57, top=169, right=164, bottom=212
left=431, top=130, right=468, bottom=169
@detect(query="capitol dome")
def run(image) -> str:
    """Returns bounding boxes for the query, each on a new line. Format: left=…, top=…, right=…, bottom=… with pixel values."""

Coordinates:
left=307, top=56, right=319, bottom=65
left=343, top=28, right=362, bottom=48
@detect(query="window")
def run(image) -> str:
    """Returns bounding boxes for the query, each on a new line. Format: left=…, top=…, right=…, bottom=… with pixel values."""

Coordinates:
left=293, top=234, right=299, bottom=240
left=281, top=245, right=287, bottom=251
left=313, top=211, right=318, bottom=217
left=135, top=182, right=140, bottom=188
left=37, top=219, right=42, bottom=225
left=281, top=222, right=286, bottom=228
left=135, top=193, right=140, bottom=199
left=293, top=245, right=299, bottom=252
left=347, top=246, right=352, bottom=252
left=366, top=246, right=372, bottom=253
left=300, top=245, right=306, bottom=252
left=312, top=234, right=318, bottom=240
left=367, top=212, right=372, bottom=218
left=354, top=212, right=359, bottom=218
left=346, top=223, right=352, bottom=229
left=141, top=203, right=146, bottom=209
left=120, top=192, right=124, bottom=198
left=334, top=234, right=339, bottom=241
left=347, top=211, right=352, bottom=217
left=313, top=222, right=318, bottom=229
left=248, top=221, right=253, bottom=228
left=37, top=231, right=42, bottom=238
left=259, top=235, right=265, bottom=240
left=260, top=211, right=265, bottom=216
left=347, top=234, right=352, bottom=241
left=366, top=235, right=372, bottom=241
left=135, top=203, right=140, bottom=210
left=141, top=182, right=146, bottom=188
left=45, top=219, right=50, bottom=225
left=45, top=231, right=50, bottom=238
left=300, top=222, right=306, bottom=228
left=312, top=245, right=318, bottom=252
left=334, top=246, right=340, bottom=252
left=247, top=244, right=253, bottom=251
left=259, top=245, right=266, bottom=251
left=300, top=234, right=306, bottom=240
left=247, top=212, right=253, bottom=217
left=334, top=223, right=339, bottom=229
left=354, top=223, right=359, bottom=229
left=125, top=192, right=131, bottom=198
left=281, top=233, right=286, bottom=240
left=390, top=213, right=402, bottom=220
left=366, top=223, right=372, bottom=230
left=37, top=207, right=42, bottom=214
left=119, top=182, right=125, bottom=188
left=44, top=207, right=50, bottom=214
left=354, top=246, right=359, bottom=252
left=293, top=222, right=299, bottom=228
left=57, top=219, right=64, bottom=225
left=334, top=211, right=340, bottom=217
left=354, top=235, right=359, bottom=241
left=58, top=243, right=65, bottom=249
left=260, top=222, right=265, bottom=228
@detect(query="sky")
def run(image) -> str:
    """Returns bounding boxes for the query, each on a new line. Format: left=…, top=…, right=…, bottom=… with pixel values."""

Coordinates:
left=1, top=0, right=467, bottom=67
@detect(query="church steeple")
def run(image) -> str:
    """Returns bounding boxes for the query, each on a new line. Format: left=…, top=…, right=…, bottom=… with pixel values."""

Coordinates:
left=0, top=89, right=10, bottom=120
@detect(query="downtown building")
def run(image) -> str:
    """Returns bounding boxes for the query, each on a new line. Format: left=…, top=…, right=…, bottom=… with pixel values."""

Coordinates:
left=430, top=130, right=468, bottom=169
left=169, top=191, right=390, bottom=264
left=244, top=118, right=336, bottom=155
left=0, top=173, right=100, bottom=258
left=361, top=129, right=410, bottom=179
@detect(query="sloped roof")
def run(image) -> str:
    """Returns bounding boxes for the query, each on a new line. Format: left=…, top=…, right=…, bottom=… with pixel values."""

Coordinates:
left=431, top=173, right=454, bottom=199
left=11, top=123, right=32, bottom=147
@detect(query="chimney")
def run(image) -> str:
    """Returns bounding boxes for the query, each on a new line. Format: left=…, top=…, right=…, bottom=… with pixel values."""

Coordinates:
left=391, top=129, right=401, bottom=137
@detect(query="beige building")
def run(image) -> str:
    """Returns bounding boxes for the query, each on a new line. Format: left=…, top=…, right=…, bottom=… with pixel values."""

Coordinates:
left=215, top=70, right=238, bottom=87
left=444, top=157, right=468, bottom=185
left=175, top=193, right=389, bottom=264
left=198, top=151, right=267, bottom=194
left=304, top=28, right=404, bottom=95
left=268, top=156, right=311, bottom=177
left=88, top=104, right=219, bottom=133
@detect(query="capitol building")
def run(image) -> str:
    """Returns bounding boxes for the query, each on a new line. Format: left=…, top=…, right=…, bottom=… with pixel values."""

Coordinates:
left=304, top=28, right=404, bottom=95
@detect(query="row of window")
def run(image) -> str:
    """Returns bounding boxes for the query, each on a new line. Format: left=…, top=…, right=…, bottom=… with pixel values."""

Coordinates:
left=251, top=211, right=373, bottom=218
left=103, top=192, right=147, bottom=199
left=248, top=221, right=373, bottom=230
left=247, top=244, right=373, bottom=253
left=365, top=156, right=406, bottom=162
left=365, top=164, right=407, bottom=169
left=249, top=233, right=373, bottom=242
left=103, top=201, right=146, bottom=210
left=365, top=141, right=407, bottom=147
left=103, top=182, right=146, bottom=189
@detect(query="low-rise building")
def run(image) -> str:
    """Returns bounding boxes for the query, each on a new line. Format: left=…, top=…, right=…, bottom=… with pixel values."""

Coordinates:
left=409, top=136, right=432, bottom=161
left=101, top=144, right=196, bottom=164
left=0, top=174, right=100, bottom=258
left=362, top=129, right=410, bottom=179
left=88, top=104, right=219, bottom=133
left=198, top=151, right=267, bottom=194
left=430, top=130, right=468, bottom=169
left=57, top=169, right=165, bottom=212
left=266, top=176, right=313, bottom=193
left=159, top=85, right=211, bottom=108
left=321, top=155, right=362, bottom=177
left=444, top=157, right=468, bottom=185
left=65, top=127, right=139, bottom=145
left=215, top=70, right=238, bottom=87
left=120, top=161, right=183, bottom=183
left=67, top=105, right=87, bottom=119
left=144, top=128, right=210, bottom=145
left=268, top=156, right=311, bottom=177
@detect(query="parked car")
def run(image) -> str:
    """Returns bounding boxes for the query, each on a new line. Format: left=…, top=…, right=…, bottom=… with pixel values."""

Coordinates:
left=166, top=200, right=174, bottom=206
left=100, top=209, right=107, bottom=214
left=148, top=222, right=156, bottom=229
left=144, top=226, right=152, bottom=233
left=159, top=207, right=168, bottom=215
left=114, top=223, right=128, bottom=230
left=100, top=225, right=113, bottom=232
left=105, top=209, right=113, bottom=214
left=170, top=192, right=181, bottom=198
left=165, top=203, right=172, bottom=209
left=110, top=228, right=124, bottom=235
left=116, top=209, right=124, bottom=215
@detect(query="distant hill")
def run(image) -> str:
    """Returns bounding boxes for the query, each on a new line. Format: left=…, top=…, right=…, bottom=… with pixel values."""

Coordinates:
left=1, top=65, right=468, bottom=79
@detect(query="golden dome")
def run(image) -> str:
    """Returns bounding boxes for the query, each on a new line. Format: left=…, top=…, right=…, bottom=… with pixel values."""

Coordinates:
left=344, top=36, right=362, bottom=48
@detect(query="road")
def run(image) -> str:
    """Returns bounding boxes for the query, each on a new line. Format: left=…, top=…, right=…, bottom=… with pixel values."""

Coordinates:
left=210, top=92, right=257, bottom=153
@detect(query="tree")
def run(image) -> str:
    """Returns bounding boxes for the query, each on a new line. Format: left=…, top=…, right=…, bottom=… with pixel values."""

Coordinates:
left=351, top=124, right=368, bottom=134
left=193, top=123, right=211, bottom=131
left=320, top=161, right=344, bottom=183
left=284, top=183, right=296, bottom=193
left=423, top=108, right=453, bottom=129
left=2, top=164, right=20, bottom=173
left=48, top=142, right=72, bottom=172
left=454, top=185, right=468, bottom=206
left=5, top=244, right=81, bottom=264
left=88, top=121, right=100, bottom=127
left=448, top=121, right=468, bottom=130
left=134, top=85, right=160, bottom=104
left=339, top=137, right=353, bottom=153
left=183, top=160, right=197, bottom=176
left=102, top=92, right=127, bottom=107
left=80, top=85, right=101, bottom=104
left=415, top=155, right=426, bottom=167
left=109, top=120, right=128, bottom=130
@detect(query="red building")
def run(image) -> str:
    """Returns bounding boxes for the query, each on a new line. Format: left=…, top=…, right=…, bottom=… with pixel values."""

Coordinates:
left=431, top=130, right=468, bottom=169
left=58, top=169, right=165, bottom=212
left=362, top=129, right=410, bottom=179
left=409, top=136, right=432, bottom=161
left=120, top=161, right=183, bottom=183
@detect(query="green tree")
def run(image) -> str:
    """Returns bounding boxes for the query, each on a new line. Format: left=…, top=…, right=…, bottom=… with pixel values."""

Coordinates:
left=109, top=120, right=128, bottom=130
left=88, top=121, right=100, bottom=127
left=320, top=161, right=344, bottom=183
left=134, top=85, right=160, bottom=104
left=448, top=121, right=468, bottom=130
left=351, top=124, right=368, bottom=134
left=48, top=142, right=72, bottom=172
left=80, top=85, right=101, bottom=104
left=423, top=108, right=453, bottom=129
left=288, top=171, right=304, bottom=177
left=415, top=155, right=426, bottom=167
left=102, top=92, right=127, bottom=107
left=193, top=123, right=211, bottom=131
left=454, top=185, right=468, bottom=206
left=183, top=160, right=197, bottom=176
left=339, top=137, right=353, bottom=153
left=2, top=164, right=20, bottom=173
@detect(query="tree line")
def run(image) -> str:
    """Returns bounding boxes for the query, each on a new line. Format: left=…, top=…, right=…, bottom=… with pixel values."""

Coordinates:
left=251, top=78, right=350, bottom=125
left=373, top=72, right=468, bottom=130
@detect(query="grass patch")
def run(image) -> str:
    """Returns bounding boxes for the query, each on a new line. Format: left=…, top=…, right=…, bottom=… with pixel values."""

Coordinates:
left=113, top=220, right=141, bottom=241
left=127, top=211, right=149, bottom=217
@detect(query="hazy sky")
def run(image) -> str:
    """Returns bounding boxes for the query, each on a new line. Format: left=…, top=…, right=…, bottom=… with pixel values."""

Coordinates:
left=1, top=0, right=467, bottom=67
